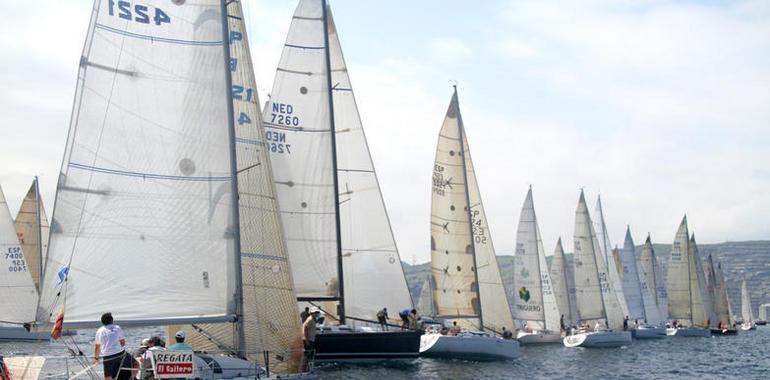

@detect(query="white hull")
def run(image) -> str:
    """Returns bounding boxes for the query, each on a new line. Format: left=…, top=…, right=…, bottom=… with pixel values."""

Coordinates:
left=419, top=333, right=520, bottom=361
left=194, top=354, right=259, bottom=379
left=563, top=331, right=632, bottom=348
left=516, top=331, right=563, bottom=344
left=632, top=326, right=667, bottom=339
left=740, top=323, right=756, bottom=331
left=0, top=326, right=50, bottom=341
left=666, top=327, right=711, bottom=337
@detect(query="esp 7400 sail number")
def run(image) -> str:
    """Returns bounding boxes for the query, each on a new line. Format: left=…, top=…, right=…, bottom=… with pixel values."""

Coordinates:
left=108, top=1, right=171, bottom=26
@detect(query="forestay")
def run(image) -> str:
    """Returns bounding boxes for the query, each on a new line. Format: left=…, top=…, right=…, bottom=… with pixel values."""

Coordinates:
left=14, top=179, right=50, bottom=292
left=511, top=188, right=560, bottom=332
left=0, top=186, right=38, bottom=325
left=593, top=197, right=630, bottom=320
left=549, top=238, right=574, bottom=326
left=39, top=0, right=236, bottom=326
left=430, top=89, right=513, bottom=333
left=265, top=0, right=412, bottom=320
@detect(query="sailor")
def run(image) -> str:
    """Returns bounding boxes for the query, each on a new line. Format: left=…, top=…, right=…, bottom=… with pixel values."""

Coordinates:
left=300, top=307, right=310, bottom=324
left=623, top=316, right=629, bottom=331
left=398, top=308, right=411, bottom=329
left=408, top=309, right=419, bottom=330
left=168, top=331, right=193, bottom=351
left=560, top=314, right=566, bottom=332
left=448, top=321, right=462, bottom=336
left=501, top=327, right=513, bottom=339
left=376, top=307, right=389, bottom=331
left=303, top=307, right=321, bottom=350
left=139, top=336, right=166, bottom=380
left=93, top=312, right=132, bottom=380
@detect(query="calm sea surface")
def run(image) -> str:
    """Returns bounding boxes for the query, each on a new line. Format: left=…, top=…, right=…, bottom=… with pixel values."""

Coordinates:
left=2, top=326, right=768, bottom=379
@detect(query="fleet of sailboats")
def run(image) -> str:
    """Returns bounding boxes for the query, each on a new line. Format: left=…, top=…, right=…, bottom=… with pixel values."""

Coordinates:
left=0, top=0, right=765, bottom=377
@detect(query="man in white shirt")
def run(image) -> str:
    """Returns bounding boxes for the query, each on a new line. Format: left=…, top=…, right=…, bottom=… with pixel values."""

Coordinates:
left=93, top=312, right=128, bottom=380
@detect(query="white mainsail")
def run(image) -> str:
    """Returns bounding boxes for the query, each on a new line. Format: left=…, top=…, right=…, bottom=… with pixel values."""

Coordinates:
left=429, top=89, right=514, bottom=333
left=637, top=235, right=668, bottom=321
left=741, top=278, right=754, bottom=325
left=13, top=179, right=50, bottom=292
left=39, top=0, right=237, bottom=327
left=573, top=191, right=624, bottom=329
left=511, top=188, right=560, bottom=332
left=264, top=0, right=412, bottom=322
left=665, top=216, right=708, bottom=327
left=549, top=238, right=574, bottom=326
left=0, top=185, right=38, bottom=325
left=593, top=197, right=630, bottom=320
left=621, top=228, right=662, bottom=325
left=619, top=228, right=644, bottom=321
left=690, top=235, right=712, bottom=327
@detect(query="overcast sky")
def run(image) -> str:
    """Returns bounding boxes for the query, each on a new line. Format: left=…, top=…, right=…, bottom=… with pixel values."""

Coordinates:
left=1, top=0, right=769, bottom=264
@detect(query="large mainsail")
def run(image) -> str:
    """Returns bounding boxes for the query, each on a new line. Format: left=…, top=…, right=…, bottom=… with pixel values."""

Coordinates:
left=636, top=234, right=665, bottom=325
left=665, top=216, right=707, bottom=327
left=0, top=185, right=38, bottom=325
left=13, top=178, right=50, bottom=292
left=264, top=0, right=412, bottom=323
left=549, top=238, right=574, bottom=326
left=690, top=235, right=712, bottom=326
left=593, top=197, right=630, bottom=319
left=573, top=191, right=624, bottom=329
left=511, top=188, right=560, bottom=332
left=619, top=228, right=644, bottom=321
left=429, top=89, right=514, bottom=333
left=38, top=0, right=237, bottom=327
left=741, top=278, right=754, bottom=325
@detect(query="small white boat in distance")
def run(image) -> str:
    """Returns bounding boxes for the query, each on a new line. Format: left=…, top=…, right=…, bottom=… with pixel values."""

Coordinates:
left=420, top=331, right=520, bottom=361
left=563, top=328, right=632, bottom=348
left=740, top=279, right=757, bottom=331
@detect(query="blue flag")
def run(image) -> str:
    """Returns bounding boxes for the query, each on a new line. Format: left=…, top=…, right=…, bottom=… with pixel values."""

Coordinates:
left=53, top=265, right=69, bottom=288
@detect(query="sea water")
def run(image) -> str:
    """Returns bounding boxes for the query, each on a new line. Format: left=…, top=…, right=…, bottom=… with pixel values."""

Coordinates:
left=2, top=326, right=768, bottom=379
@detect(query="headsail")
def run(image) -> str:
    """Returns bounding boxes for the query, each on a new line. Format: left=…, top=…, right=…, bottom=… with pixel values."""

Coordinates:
left=265, top=0, right=412, bottom=322
left=689, top=234, right=711, bottom=327
left=416, top=275, right=435, bottom=318
left=0, top=185, right=38, bottom=325
left=39, top=0, right=237, bottom=327
left=511, top=188, right=560, bottom=332
left=429, top=89, right=514, bottom=333
left=14, top=179, right=50, bottom=292
left=549, top=238, right=574, bottom=327
left=593, top=197, right=630, bottom=320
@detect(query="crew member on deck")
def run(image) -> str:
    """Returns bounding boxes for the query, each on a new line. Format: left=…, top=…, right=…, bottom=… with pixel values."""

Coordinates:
left=377, top=308, right=389, bottom=331
left=93, top=312, right=132, bottom=380
left=168, top=331, right=193, bottom=351
left=303, top=307, right=320, bottom=350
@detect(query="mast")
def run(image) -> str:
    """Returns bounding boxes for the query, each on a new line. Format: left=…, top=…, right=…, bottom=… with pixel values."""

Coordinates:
left=454, top=86, right=483, bottom=330
left=220, top=0, right=246, bottom=355
left=34, top=176, right=44, bottom=284
left=321, top=0, right=346, bottom=324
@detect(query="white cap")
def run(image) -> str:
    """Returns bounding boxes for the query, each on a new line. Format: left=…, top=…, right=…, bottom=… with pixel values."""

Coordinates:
left=309, top=306, right=321, bottom=314
left=175, top=330, right=186, bottom=339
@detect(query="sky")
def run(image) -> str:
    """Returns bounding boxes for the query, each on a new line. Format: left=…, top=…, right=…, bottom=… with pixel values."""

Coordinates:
left=1, top=0, right=769, bottom=265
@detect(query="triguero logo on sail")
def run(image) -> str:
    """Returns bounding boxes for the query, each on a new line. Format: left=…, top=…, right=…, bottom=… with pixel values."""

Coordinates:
left=107, top=1, right=171, bottom=26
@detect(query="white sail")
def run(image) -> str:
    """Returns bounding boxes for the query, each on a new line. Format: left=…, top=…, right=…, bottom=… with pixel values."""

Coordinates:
left=511, top=188, right=560, bottom=332
left=689, top=235, right=710, bottom=327
left=13, top=179, right=50, bottom=292
left=429, top=89, right=514, bottom=333
left=741, top=279, right=754, bottom=325
left=416, top=275, right=435, bottom=318
left=0, top=185, right=38, bottom=325
left=178, top=1, right=304, bottom=372
left=619, top=228, right=644, bottom=321
left=549, top=238, right=574, bottom=326
left=706, top=254, right=730, bottom=327
left=593, top=197, right=630, bottom=320
left=665, top=216, right=708, bottom=327
left=635, top=234, right=664, bottom=325
left=265, top=0, right=412, bottom=321
left=39, top=0, right=237, bottom=326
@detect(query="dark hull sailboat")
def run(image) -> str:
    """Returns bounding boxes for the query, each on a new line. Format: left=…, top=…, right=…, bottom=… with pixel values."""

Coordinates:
left=314, top=329, right=421, bottom=362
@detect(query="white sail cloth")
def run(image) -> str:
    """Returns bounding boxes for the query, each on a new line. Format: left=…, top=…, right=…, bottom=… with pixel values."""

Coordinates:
left=0, top=186, right=38, bottom=325
left=593, top=197, right=630, bottom=320
left=741, top=279, right=754, bottom=324
left=549, top=238, right=574, bottom=326
left=39, top=0, right=236, bottom=326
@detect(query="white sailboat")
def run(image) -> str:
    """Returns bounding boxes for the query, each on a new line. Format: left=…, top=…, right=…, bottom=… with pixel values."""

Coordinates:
left=563, top=191, right=632, bottom=348
left=637, top=234, right=669, bottom=325
left=619, top=227, right=665, bottom=339
left=664, top=217, right=710, bottom=337
left=740, top=278, right=756, bottom=331
left=34, top=0, right=307, bottom=377
left=549, top=238, right=575, bottom=330
left=0, top=185, right=45, bottom=341
left=511, top=188, right=562, bottom=344
left=707, top=255, right=736, bottom=335
left=420, top=88, right=520, bottom=360
left=593, top=196, right=631, bottom=321
left=263, top=0, right=419, bottom=362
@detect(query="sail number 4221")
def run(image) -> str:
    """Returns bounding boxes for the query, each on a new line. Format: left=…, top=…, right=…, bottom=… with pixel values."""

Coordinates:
left=108, top=0, right=171, bottom=26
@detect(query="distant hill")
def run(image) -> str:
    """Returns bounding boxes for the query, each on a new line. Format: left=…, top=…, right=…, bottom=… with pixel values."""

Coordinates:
left=403, top=240, right=770, bottom=318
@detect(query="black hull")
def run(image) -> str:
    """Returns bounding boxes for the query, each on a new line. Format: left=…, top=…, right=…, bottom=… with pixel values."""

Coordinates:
left=314, top=330, right=421, bottom=362
left=710, top=328, right=738, bottom=336
left=755, top=321, right=767, bottom=326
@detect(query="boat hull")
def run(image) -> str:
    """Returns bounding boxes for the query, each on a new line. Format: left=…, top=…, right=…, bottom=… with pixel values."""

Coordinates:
left=419, top=333, right=520, bottom=361
left=710, top=328, right=738, bottom=336
left=666, top=327, right=711, bottom=337
left=516, top=331, right=563, bottom=344
left=563, top=331, right=632, bottom=348
left=632, top=326, right=667, bottom=339
left=313, top=329, right=421, bottom=362
left=740, top=323, right=756, bottom=331
left=0, top=326, right=51, bottom=341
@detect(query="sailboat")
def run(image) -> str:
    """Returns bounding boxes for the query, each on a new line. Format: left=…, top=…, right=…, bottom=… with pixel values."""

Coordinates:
left=740, top=278, right=756, bottom=331
left=707, top=256, right=736, bottom=335
left=563, top=190, right=632, bottom=348
left=264, top=0, right=420, bottom=362
left=419, top=88, right=520, bottom=360
left=637, top=234, right=668, bottom=325
left=13, top=178, right=49, bottom=294
left=664, top=217, right=711, bottom=337
left=619, top=227, right=666, bottom=339
left=549, top=238, right=575, bottom=331
left=34, top=0, right=307, bottom=377
left=593, top=196, right=631, bottom=322
left=0, top=185, right=45, bottom=341
left=510, top=188, right=562, bottom=344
